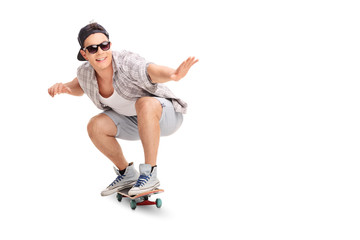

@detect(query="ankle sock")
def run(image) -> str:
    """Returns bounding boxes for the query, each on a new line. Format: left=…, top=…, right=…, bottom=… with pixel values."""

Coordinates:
left=119, top=163, right=132, bottom=175
left=119, top=168, right=126, bottom=175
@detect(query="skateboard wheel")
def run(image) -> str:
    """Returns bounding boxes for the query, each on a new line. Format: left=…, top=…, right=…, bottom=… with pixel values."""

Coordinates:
left=116, top=193, right=123, bottom=202
left=130, top=200, right=137, bottom=210
left=156, top=198, right=162, bottom=208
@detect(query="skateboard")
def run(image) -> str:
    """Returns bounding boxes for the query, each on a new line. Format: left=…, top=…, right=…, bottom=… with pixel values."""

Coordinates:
left=116, top=188, right=164, bottom=210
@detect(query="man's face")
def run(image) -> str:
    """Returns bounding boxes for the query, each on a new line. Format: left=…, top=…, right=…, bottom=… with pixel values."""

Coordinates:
left=80, top=33, right=112, bottom=70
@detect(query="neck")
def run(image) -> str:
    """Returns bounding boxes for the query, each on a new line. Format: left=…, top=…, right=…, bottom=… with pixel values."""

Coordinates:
left=94, top=63, right=113, bottom=83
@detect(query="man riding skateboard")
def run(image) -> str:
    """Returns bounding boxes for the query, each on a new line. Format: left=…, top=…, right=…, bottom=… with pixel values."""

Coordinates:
left=48, top=23, right=198, bottom=196
left=48, top=22, right=198, bottom=196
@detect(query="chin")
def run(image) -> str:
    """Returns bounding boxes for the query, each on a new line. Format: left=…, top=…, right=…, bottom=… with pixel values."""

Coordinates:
left=91, top=56, right=111, bottom=70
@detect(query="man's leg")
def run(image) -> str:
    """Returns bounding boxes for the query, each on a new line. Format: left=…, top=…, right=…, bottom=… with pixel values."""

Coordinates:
left=87, top=113, right=129, bottom=171
left=135, top=97, right=162, bottom=167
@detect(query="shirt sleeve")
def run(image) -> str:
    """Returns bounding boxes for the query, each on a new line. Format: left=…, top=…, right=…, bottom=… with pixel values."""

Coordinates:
left=121, top=51, right=156, bottom=90
left=76, top=64, right=86, bottom=92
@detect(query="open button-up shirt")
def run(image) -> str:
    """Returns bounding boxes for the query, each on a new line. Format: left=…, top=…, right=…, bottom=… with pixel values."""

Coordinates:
left=77, top=50, right=187, bottom=114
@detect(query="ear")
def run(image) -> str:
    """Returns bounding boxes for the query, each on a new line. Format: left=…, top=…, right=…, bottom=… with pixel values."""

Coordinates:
left=80, top=49, right=88, bottom=61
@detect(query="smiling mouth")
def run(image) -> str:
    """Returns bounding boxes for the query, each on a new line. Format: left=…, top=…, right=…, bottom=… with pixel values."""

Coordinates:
left=96, top=57, right=107, bottom=62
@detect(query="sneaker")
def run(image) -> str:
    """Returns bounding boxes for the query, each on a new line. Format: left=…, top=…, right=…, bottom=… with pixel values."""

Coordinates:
left=128, top=164, right=160, bottom=196
left=101, top=163, right=139, bottom=196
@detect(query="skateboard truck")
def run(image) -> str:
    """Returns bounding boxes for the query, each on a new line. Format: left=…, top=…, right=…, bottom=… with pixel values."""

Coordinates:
left=116, top=188, right=164, bottom=210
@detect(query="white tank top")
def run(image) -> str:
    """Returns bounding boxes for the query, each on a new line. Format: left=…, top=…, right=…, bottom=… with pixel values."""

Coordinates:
left=99, top=90, right=137, bottom=116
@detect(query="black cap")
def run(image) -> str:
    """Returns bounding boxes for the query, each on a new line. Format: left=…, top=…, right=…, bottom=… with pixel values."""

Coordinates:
left=77, top=22, right=109, bottom=61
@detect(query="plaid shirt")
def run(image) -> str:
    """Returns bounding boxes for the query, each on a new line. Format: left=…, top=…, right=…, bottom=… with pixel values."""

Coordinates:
left=77, top=50, right=187, bottom=114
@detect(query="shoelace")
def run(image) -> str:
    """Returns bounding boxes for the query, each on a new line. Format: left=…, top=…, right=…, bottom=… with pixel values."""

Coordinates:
left=108, top=174, right=125, bottom=187
left=134, top=174, right=151, bottom=187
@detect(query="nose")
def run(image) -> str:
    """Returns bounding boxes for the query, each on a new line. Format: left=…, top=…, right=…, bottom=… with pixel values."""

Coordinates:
left=96, top=46, right=104, bottom=55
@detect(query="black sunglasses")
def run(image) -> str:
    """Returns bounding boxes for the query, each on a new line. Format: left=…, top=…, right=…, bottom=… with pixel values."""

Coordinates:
left=83, top=41, right=111, bottom=54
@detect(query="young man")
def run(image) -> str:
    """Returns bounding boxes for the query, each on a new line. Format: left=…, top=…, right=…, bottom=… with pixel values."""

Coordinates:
left=48, top=22, right=198, bottom=196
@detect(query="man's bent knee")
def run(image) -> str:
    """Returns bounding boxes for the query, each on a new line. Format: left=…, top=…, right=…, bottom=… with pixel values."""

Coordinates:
left=135, top=97, right=162, bottom=120
left=87, top=114, right=117, bottom=138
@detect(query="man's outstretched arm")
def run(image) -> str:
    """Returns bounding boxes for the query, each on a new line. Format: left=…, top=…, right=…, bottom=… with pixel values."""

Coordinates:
left=147, top=56, right=198, bottom=84
left=48, top=77, right=84, bottom=97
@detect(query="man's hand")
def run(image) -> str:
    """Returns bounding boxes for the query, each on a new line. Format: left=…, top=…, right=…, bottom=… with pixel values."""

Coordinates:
left=170, top=57, right=199, bottom=81
left=147, top=57, right=199, bottom=84
left=48, top=83, right=72, bottom=97
left=48, top=78, right=84, bottom=97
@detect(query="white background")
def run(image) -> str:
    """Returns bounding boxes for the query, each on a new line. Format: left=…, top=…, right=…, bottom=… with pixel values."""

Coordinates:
left=0, top=0, right=359, bottom=239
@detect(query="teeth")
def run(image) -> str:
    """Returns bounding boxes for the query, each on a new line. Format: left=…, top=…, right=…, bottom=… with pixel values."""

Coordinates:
left=97, top=57, right=106, bottom=61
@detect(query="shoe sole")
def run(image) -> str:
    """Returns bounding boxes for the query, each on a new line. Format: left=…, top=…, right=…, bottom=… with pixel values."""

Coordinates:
left=101, top=183, right=136, bottom=196
left=128, top=182, right=160, bottom=196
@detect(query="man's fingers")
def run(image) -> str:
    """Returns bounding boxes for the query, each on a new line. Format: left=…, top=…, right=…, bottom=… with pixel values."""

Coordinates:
left=178, top=57, right=198, bottom=71
left=48, top=83, right=70, bottom=97
left=172, top=56, right=198, bottom=81
left=57, top=83, right=70, bottom=94
left=54, top=85, right=59, bottom=96
left=191, top=57, right=199, bottom=65
left=56, top=83, right=62, bottom=94
left=52, top=83, right=58, bottom=96
left=190, top=59, right=199, bottom=68
left=179, top=60, right=186, bottom=69
left=51, top=85, right=57, bottom=97
left=184, top=57, right=193, bottom=67
left=48, top=88, right=53, bottom=97
left=184, top=57, right=198, bottom=69
left=189, top=57, right=198, bottom=66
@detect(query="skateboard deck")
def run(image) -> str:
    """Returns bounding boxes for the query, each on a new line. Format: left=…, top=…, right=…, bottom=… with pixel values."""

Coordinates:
left=116, top=188, right=164, bottom=210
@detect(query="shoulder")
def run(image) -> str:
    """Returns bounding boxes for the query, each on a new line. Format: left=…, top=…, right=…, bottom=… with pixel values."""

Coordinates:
left=112, top=50, right=147, bottom=71
left=113, top=50, right=144, bottom=63
left=77, top=61, right=92, bottom=75
left=76, top=61, right=94, bottom=83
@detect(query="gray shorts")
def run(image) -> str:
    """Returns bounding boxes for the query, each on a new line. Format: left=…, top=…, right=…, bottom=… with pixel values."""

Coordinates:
left=102, top=97, right=183, bottom=140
